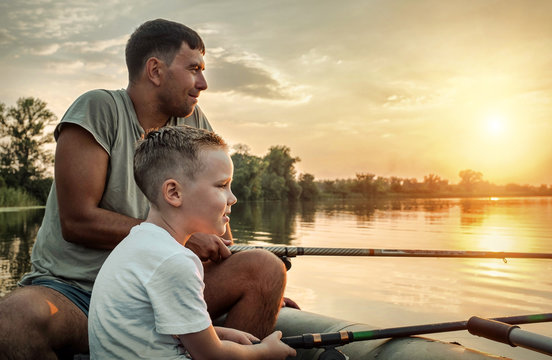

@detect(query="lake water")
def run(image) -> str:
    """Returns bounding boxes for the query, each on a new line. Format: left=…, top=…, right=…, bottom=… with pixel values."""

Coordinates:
left=1, top=197, right=551, bottom=359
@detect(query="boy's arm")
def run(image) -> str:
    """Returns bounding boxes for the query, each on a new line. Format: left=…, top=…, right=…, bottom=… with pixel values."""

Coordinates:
left=178, top=326, right=296, bottom=360
left=214, top=326, right=259, bottom=344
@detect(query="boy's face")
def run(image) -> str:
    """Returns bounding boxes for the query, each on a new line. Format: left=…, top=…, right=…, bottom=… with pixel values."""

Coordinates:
left=180, top=148, right=237, bottom=236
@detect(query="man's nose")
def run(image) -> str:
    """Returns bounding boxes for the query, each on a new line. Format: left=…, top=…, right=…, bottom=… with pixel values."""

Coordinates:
left=196, top=72, right=208, bottom=91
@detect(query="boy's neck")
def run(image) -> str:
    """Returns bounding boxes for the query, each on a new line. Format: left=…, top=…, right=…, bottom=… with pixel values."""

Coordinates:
left=145, top=211, right=190, bottom=246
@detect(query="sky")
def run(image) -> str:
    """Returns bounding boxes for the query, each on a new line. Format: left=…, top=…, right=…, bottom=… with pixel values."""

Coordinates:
left=1, top=0, right=551, bottom=185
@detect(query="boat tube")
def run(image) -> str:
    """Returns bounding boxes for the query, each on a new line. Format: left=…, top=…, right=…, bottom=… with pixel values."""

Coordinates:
left=275, top=308, right=508, bottom=360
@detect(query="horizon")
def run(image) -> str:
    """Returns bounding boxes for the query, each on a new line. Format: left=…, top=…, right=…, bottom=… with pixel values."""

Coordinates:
left=1, top=1, right=551, bottom=186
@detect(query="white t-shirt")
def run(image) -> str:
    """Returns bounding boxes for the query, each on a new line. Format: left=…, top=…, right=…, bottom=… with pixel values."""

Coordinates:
left=89, top=223, right=211, bottom=359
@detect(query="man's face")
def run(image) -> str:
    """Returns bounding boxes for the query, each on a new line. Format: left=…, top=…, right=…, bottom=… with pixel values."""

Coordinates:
left=179, top=148, right=237, bottom=236
left=158, top=42, right=207, bottom=118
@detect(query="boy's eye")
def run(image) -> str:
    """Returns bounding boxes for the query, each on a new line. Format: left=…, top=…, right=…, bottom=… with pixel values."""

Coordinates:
left=218, top=180, right=232, bottom=189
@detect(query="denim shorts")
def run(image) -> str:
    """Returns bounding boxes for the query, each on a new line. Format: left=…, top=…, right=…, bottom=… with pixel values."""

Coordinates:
left=31, top=278, right=92, bottom=317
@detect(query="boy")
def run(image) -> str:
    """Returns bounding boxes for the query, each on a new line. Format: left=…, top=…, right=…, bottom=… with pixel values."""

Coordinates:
left=88, top=126, right=296, bottom=359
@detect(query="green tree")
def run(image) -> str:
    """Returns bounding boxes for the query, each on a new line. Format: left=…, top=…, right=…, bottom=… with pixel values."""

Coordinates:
left=353, top=173, right=376, bottom=197
left=262, top=145, right=301, bottom=200
left=390, top=177, right=403, bottom=193
left=402, top=178, right=421, bottom=193
left=231, top=144, right=266, bottom=201
left=0, top=97, right=56, bottom=201
left=458, top=169, right=483, bottom=192
left=318, top=179, right=353, bottom=199
left=423, top=173, right=448, bottom=193
left=298, top=173, right=319, bottom=200
left=374, top=176, right=390, bottom=195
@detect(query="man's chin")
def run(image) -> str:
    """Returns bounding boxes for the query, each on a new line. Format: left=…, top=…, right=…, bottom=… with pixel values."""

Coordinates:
left=174, top=104, right=196, bottom=118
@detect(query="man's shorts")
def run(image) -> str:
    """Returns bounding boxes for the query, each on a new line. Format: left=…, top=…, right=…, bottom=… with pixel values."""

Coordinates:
left=31, top=278, right=92, bottom=317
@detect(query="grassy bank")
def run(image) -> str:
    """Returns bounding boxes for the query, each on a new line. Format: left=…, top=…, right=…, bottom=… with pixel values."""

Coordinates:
left=0, top=187, right=40, bottom=207
left=317, top=191, right=552, bottom=201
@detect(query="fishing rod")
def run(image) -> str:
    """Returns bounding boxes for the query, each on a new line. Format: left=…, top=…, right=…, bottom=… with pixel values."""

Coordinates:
left=229, top=245, right=552, bottom=260
left=280, top=313, right=552, bottom=350
left=468, top=316, right=552, bottom=356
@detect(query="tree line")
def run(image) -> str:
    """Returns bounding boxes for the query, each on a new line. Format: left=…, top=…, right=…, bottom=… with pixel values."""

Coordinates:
left=1, top=98, right=55, bottom=206
left=316, top=170, right=552, bottom=199
left=1, top=97, right=551, bottom=207
left=231, top=150, right=552, bottom=200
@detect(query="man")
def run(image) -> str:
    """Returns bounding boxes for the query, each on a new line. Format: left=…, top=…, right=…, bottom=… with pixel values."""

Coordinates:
left=0, top=19, right=289, bottom=359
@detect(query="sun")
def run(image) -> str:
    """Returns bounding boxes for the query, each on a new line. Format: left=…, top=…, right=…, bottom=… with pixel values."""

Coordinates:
left=484, top=114, right=506, bottom=136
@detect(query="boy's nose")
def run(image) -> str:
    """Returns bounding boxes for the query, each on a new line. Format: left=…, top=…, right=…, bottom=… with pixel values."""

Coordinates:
left=228, top=191, right=237, bottom=206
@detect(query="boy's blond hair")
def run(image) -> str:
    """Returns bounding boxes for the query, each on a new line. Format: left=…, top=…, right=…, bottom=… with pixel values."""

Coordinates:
left=134, top=125, right=227, bottom=206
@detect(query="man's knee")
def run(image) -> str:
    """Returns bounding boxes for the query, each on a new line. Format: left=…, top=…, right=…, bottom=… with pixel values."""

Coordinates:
left=238, top=249, right=286, bottom=282
left=0, top=286, right=88, bottom=354
left=0, top=288, right=54, bottom=355
left=0, top=287, right=49, bottom=327
left=205, top=249, right=286, bottom=293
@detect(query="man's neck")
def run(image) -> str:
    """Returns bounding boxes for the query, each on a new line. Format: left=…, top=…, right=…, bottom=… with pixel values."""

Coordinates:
left=126, top=84, right=169, bottom=131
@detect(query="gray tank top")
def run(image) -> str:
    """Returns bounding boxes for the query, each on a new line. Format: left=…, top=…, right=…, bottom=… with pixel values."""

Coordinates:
left=19, top=89, right=213, bottom=292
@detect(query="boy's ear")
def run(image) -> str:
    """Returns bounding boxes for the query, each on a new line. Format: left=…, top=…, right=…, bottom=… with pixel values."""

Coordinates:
left=162, top=179, right=182, bottom=207
left=145, top=57, right=163, bottom=87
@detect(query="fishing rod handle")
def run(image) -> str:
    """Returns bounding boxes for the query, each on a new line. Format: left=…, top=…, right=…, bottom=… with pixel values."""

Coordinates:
left=467, top=316, right=519, bottom=346
left=281, top=331, right=354, bottom=349
left=468, top=316, right=552, bottom=356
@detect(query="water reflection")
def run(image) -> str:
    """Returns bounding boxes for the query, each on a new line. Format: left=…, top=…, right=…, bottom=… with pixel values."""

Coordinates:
left=1, top=198, right=550, bottom=358
left=231, top=201, right=299, bottom=244
left=0, top=208, right=44, bottom=296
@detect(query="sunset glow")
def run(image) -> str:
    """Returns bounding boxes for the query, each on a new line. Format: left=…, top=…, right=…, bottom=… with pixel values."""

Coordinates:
left=1, top=1, right=551, bottom=185
left=485, top=114, right=506, bottom=137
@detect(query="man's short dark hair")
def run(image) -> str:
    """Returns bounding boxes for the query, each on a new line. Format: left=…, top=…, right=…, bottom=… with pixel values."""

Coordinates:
left=125, top=19, right=205, bottom=83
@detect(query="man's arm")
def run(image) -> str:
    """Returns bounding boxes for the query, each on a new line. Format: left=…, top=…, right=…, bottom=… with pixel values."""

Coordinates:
left=55, top=124, right=142, bottom=250
left=186, top=227, right=232, bottom=262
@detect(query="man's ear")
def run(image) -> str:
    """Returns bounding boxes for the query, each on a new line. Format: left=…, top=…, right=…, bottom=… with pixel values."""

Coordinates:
left=145, top=57, right=164, bottom=87
left=162, top=179, right=182, bottom=207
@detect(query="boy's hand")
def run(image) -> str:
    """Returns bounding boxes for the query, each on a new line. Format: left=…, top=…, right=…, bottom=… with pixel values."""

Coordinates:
left=261, top=331, right=297, bottom=359
left=186, top=233, right=232, bottom=262
left=214, top=326, right=259, bottom=345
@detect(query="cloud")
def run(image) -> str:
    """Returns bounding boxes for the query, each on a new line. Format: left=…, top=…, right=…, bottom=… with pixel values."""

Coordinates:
left=4, top=4, right=98, bottom=40
left=0, top=28, right=15, bottom=46
left=65, top=35, right=128, bottom=54
left=383, top=90, right=447, bottom=110
left=27, top=43, right=60, bottom=56
left=206, top=49, right=310, bottom=102
left=300, top=49, right=330, bottom=66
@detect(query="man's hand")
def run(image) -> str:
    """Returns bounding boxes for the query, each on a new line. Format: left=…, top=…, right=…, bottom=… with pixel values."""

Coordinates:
left=186, top=233, right=232, bottom=262
left=281, top=297, right=301, bottom=310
